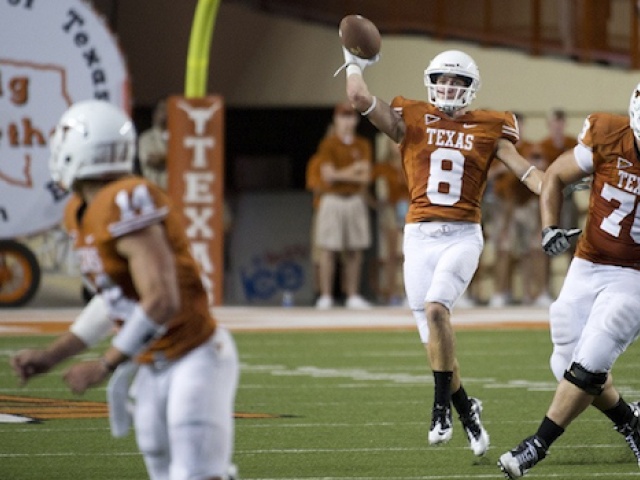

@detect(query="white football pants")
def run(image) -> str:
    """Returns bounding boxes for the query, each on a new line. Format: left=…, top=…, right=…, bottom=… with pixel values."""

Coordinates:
left=403, top=221, right=483, bottom=343
left=549, top=257, right=640, bottom=381
left=131, top=326, right=239, bottom=480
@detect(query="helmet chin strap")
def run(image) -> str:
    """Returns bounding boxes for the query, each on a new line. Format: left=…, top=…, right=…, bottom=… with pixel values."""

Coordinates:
left=439, top=106, right=467, bottom=119
left=439, top=104, right=457, bottom=115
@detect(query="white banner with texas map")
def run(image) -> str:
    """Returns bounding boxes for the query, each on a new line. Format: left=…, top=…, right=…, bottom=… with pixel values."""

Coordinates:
left=0, top=0, right=129, bottom=238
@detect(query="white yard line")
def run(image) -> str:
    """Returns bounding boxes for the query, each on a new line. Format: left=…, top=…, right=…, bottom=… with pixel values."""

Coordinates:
left=0, top=305, right=550, bottom=333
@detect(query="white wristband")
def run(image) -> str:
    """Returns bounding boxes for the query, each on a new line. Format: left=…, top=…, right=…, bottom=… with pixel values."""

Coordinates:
left=112, top=304, right=166, bottom=357
left=361, top=96, right=377, bottom=116
left=520, top=165, right=536, bottom=183
left=70, top=295, right=113, bottom=347
left=345, top=64, right=362, bottom=76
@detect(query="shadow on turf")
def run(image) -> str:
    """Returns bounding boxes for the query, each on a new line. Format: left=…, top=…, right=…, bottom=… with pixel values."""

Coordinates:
left=471, top=455, right=493, bottom=466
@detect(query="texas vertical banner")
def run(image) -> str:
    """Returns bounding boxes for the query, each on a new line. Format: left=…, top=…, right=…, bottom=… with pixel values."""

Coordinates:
left=166, top=95, right=224, bottom=305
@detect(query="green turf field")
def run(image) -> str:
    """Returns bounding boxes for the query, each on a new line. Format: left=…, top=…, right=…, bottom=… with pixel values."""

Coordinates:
left=1, top=328, right=640, bottom=479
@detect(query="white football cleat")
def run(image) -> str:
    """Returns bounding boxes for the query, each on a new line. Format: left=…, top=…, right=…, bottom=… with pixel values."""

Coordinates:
left=428, top=404, right=453, bottom=445
left=460, top=397, right=490, bottom=456
left=615, top=402, right=640, bottom=466
left=498, top=435, right=547, bottom=478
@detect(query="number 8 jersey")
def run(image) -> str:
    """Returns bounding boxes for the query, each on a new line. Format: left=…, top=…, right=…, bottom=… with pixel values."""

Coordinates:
left=574, top=112, right=640, bottom=269
left=391, top=96, right=519, bottom=224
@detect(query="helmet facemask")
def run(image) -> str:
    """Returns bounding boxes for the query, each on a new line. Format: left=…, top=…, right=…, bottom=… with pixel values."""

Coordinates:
left=629, top=83, right=640, bottom=143
left=426, top=73, right=475, bottom=114
left=424, top=50, right=481, bottom=114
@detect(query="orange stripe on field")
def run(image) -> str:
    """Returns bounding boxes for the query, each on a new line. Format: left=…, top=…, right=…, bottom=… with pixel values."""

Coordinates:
left=0, top=394, right=286, bottom=421
left=456, top=321, right=549, bottom=331
left=0, top=322, right=71, bottom=335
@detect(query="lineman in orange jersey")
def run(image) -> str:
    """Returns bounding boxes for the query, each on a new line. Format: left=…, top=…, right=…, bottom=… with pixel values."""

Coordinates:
left=338, top=46, right=543, bottom=456
left=10, top=101, right=239, bottom=480
left=498, top=85, right=640, bottom=478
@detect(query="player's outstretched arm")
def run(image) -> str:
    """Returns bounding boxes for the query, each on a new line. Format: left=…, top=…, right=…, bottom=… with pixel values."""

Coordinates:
left=495, top=139, right=544, bottom=195
left=12, top=294, right=113, bottom=387
left=538, top=150, right=585, bottom=256
left=336, top=20, right=405, bottom=143
left=540, top=150, right=587, bottom=228
left=11, top=332, right=88, bottom=385
left=344, top=68, right=405, bottom=143
left=64, top=224, right=179, bottom=395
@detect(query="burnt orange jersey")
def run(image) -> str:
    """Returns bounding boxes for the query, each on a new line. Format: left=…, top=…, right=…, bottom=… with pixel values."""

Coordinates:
left=392, top=98, right=519, bottom=223
left=574, top=113, right=640, bottom=269
left=314, top=134, right=372, bottom=195
left=63, top=176, right=215, bottom=363
left=516, top=140, right=534, bottom=159
left=539, top=135, right=577, bottom=167
left=305, top=154, right=328, bottom=209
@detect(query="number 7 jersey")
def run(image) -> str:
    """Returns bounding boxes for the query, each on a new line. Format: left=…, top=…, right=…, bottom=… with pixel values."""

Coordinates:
left=574, top=112, right=640, bottom=269
left=391, top=97, right=519, bottom=224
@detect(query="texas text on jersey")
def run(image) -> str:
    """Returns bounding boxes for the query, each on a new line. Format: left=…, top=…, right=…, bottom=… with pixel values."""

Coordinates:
left=391, top=97, right=519, bottom=224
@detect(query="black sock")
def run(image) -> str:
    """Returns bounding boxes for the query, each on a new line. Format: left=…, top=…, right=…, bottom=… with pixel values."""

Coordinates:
left=451, top=385, right=472, bottom=417
left=535, top=416, right=564, bottom=449
left=433, top=371, right=453, bottom=408
left=602, top=397, right=635, bottom=427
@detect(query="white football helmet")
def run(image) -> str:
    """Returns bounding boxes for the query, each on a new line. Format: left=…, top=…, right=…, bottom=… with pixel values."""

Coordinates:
left=424, top=50, right=481, bottom=113
left=49, top=100, right=135, bottom=190
left=629, top=82, right=640, bottom=142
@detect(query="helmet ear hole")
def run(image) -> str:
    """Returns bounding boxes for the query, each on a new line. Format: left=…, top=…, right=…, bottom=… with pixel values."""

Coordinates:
left=64, top=156, right=72, bottom=164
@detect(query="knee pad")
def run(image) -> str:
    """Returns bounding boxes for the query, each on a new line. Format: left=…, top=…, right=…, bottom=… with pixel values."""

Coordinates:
left=563, top=362, right=607, bottom=395
left=549, top=300, right=582, bottom=348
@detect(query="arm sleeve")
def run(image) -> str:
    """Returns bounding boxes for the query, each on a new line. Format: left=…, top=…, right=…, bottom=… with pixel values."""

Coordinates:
left=573, top=143, right=595, bottom=174
left=69, top=295, right=114, bottom=347
left=390, top=96, right=405, bottom=116
left=501, top=112, right=520, bottom=144
left=574, top=115, right=596, bottom=174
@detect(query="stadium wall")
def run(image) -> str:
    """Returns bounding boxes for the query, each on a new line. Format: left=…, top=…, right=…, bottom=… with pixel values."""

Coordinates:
left=107, top=1, right=640, bottom=140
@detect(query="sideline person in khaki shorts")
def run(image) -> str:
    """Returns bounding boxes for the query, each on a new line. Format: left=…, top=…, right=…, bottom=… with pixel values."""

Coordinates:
left=313, top=102, right=373, bottom=309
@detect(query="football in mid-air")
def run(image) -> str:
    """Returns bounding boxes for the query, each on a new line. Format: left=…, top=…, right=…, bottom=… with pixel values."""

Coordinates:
left=339, top=15, right=381, bottom=60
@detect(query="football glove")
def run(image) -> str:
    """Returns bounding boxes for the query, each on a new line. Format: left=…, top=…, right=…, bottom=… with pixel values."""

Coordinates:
left=334, top=46, right=380, bottom=77
left=541, top=226, right=582, bottom=256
